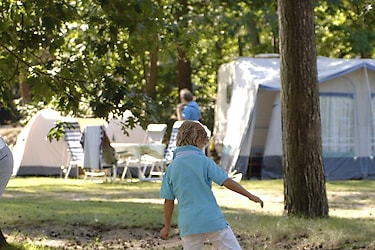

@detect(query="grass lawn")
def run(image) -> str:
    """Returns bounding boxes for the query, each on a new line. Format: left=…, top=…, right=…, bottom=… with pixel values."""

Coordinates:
left=0, top=177, right=374, bottom=249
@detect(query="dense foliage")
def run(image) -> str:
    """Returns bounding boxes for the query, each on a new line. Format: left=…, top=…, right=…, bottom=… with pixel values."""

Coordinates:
left=0, top=0, right=374, bottom=130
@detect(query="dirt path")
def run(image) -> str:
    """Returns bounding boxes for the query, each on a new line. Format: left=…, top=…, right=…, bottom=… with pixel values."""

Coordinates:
left=5, top=225, right=183, bottom=250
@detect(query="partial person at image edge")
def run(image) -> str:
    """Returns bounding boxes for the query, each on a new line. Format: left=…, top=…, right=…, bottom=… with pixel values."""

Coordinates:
left=0, top=136, right=13, bottom=199
left=0, top=136, right=14, bottom=247
left=159, top=120, right=264, bottom=250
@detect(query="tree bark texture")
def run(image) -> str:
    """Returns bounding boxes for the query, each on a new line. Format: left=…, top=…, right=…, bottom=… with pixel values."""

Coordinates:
left=177, top=46, right=192, bottom=91
left=176, top=0, right=192, bottom=91
left=278, top=0, right=329, bottom=217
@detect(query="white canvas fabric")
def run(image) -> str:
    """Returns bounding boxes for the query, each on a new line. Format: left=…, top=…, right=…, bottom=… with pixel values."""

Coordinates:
left=106, top=111, right=147, bottom=143
left=214, top=56, right=375, bottom=180
left=12, top=109, right=77, bottom=176
left=12, top=109, right=147, bottom=176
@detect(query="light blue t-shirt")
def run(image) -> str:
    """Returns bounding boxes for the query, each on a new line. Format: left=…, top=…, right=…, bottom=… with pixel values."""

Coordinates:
left=160, top=145, right=229, bottom=237
left=182, top=101, right=201, bottom=121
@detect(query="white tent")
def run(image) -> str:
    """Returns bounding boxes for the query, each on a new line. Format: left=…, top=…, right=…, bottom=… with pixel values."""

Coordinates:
left=106, top=111, right=147, bottom=143
left=12, top=109, right=148, bottom=176
left=12, top=109, right=78, bottom=176
left=213, top=56, right=375, bottom=180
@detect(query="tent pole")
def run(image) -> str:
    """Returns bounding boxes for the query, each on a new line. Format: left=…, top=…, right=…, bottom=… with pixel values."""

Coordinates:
left=363, top=66, right=372, bottom=179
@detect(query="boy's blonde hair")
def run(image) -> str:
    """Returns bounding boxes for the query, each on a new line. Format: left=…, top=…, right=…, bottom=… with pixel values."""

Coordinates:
left=176, top=120, right=208, bottom=147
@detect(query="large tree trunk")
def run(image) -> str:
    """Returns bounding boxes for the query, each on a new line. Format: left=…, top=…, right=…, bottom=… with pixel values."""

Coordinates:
left=278, top=0, right=329, bottom=218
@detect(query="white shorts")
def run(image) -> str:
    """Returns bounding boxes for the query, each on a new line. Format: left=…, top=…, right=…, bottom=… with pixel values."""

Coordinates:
left=181, top=226, right=242, bottom=250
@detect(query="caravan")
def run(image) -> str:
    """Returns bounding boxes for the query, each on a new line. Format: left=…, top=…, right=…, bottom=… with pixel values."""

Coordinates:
left=213, top=56, right=375, bottom=180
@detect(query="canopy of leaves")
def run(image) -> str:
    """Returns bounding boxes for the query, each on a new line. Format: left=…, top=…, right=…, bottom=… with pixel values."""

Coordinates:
left=0, top=0, right=374, bottom=128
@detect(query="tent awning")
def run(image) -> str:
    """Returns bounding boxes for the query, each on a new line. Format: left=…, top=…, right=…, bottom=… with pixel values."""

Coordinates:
left=232, top=57, right=375, bottom=91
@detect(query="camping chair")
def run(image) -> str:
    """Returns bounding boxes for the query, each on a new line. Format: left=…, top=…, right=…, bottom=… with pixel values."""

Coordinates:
left=142, top=120, right=211, bottom=181
left=116, top=150, right=134, bottom=180
left=100, top=136, right=118, bottom=182
left=120, top=123, right=168, bottom=181
left=62, top=121, right=84, bottom=179
left=165, top=121, right=212, bottom=163
left=143, top=123, right=167, bottom=144
left=139, top=124, right=167, bottom=180
left=81, top=125, right=117, bottom=181
left=138, top=143, right=167, bottom=181
left=165, top=121, right=184, bottom=162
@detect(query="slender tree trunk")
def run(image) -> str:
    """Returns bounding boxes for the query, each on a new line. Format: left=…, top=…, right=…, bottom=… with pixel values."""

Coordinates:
left=278, top=0, right=329, bottom=217
left=238, top=37, right=243, bottom=57
left=177, top=47, right=192, bottom=90
left=19, top=69, right=30, bottom=104
left=146, top=46, right=158, bottom=99
left=0, top=229, right=7, bottom=247
left=176, top=0, right=192, bottom=91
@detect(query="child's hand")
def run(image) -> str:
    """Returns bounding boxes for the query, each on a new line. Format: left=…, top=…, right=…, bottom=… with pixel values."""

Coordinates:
left=160, top=226, right=170, bottom=240
left=258, top=198, right=264, bottom=208
left=255, top=197, right=264, bottom=208
left=250, top=195, right=264, bottom=208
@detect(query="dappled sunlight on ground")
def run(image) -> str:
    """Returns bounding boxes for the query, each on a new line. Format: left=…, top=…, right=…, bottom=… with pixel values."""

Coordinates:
left=213, top=184, right=375, bottom=219
left=2, top=177, right=374, bottom=249
left=213, top=186, right=284, bottom=215
left=327, top=191, right=375, bottom=218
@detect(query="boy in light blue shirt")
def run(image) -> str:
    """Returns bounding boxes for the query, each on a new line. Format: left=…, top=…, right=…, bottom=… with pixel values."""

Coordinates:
left=160, top=121, right=263, bottom=249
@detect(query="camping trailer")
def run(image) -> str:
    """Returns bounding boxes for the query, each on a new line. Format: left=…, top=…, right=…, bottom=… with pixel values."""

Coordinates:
left=213, top=56, right=375, bottom=180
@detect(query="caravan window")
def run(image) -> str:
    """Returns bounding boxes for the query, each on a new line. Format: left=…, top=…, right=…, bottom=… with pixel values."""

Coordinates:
left=320, top=93, right=354, bottom=157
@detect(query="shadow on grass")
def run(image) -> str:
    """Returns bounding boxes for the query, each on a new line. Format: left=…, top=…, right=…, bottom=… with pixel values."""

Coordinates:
left=2, top=199, right=374, bottom=250
left=1, top=243, right=30, bottom=250
left=2, top=178, right=374, bottom=249
left=222, top=206, right=375, bottom=250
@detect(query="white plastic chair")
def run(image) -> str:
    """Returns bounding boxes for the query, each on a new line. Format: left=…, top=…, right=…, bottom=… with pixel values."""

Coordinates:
left=120, top=123, right=168, bottom=181
left=143, top=123, right=167, bottom=144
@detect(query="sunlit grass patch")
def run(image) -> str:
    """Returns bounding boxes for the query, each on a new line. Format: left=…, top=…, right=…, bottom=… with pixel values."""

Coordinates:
left=1, top=177, right=374, bottom=249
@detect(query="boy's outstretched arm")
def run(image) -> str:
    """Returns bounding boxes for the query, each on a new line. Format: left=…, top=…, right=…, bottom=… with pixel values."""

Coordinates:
left=160, top=199, right=174, bottom=240
left=222, top=178, right=264, bottom=208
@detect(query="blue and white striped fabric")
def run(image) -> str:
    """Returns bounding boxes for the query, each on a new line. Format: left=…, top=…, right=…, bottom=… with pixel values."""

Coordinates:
left=64, top=121, right=84, bottom=163
left=165, top=121, right=211, bottom=162
left=165, top=121, right=183, bottom=162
